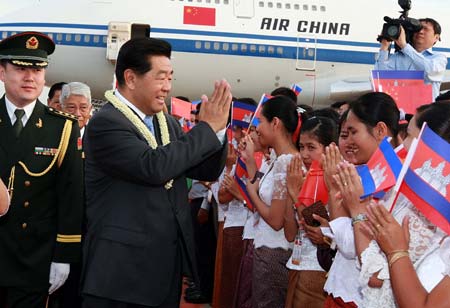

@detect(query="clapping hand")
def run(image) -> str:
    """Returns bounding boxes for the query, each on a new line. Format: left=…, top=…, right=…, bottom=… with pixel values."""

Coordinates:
left=363, top=202, right=410, bottom=255
left=286, top=154, right=305, bottom=203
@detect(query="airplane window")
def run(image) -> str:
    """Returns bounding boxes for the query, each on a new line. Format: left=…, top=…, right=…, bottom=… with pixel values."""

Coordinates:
left=320, top=6, right=326, bottom=11
left=103, top=36, right=107, bottom=44
left=75, top=34, right=81, bottom=42
left=93, top=35, right=100, bottom=43
left=214, top=42, right=220, bottom=50
left=308, top=49, right=315, bottom=57
left=268, top=46, right=274, bottom=54
left=223, top=43, right=229, bottom=51
left=65, top=34, right=72, bottom=41
left=285, top=3, right=291, bottom=9
left=232, top=44, right=239, bottom=51
left=195, top=41, right=202, bottom=49
left=215, top=0, right=220, bottom=4
left=294, top=4, right=299, bottom=10
left=2, top=32, right=8, bottom=39
left=224, top=0, right=229, bottom=4
left=204, top=42, right=211, bottom=49
left=56, top=33, right=63, bottom=41
left=84, top=35, right=90, bottom=43
left=259, top=1, right=264, bottom=7
left=259, top=45, right=266, bottom=53
left=268, top=2, right=273, bottom=8
left=303, top=4, right=308, bottom=10
left=241, top=44, right=247, bottom=52
left=250, top=45, right=257, bottom=53
left=47, top=33, right=53, bottom=40
left=206, top=0, right=211, bottom=3
left=277, top=47, right=283, bottom=55
left=312, top=5, right=317, bottom=11
left=276, top=2, right=281, bottom=8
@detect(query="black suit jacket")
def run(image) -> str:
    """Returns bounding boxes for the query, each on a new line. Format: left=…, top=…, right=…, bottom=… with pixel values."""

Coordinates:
left=0, top=97, right=83, bottom=288
left=81, top=102, right=227, bottom=306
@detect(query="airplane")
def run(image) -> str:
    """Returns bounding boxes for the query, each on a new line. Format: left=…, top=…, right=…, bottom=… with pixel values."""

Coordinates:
left=0, top=0, right=449, bottom=108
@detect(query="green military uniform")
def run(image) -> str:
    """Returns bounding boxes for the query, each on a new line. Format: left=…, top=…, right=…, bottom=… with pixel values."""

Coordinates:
left=0, top=100, right=83, bottom=287
left=0, top=32, right=83, bottom=305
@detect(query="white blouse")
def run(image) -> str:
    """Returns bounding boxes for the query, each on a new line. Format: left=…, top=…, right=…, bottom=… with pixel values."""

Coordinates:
left=359, top=193, right=442, bottom=308
left=253, top=154, right=293, bottom=251
left=323, top=217, right=363, bottom=306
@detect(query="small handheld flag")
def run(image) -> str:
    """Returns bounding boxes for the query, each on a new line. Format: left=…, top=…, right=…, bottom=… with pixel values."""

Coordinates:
left=356, top=137, right=402, bottom=199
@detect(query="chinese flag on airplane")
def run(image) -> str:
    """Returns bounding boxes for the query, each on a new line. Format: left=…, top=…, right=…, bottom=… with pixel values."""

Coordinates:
left=170, top=97, right=192, bottom=119
left=183, top=6, right=216, bottom=26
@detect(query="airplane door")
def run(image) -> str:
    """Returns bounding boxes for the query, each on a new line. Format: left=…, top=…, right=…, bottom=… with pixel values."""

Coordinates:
left=234, top=0, right=254, bottom=18
left=296, top=34, right=317, bottom=71
left=106, top=22, right=150, bottom=61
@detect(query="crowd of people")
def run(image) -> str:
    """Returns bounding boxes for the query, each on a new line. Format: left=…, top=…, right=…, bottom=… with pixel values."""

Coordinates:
left=0, top=15, right=448, bottom=308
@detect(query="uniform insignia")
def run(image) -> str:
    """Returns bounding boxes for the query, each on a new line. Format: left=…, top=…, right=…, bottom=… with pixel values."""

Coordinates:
left=77, top=137, right=83, bottom=150
left=35, top=118, right=42, bottom=128
left=26, top=36, right=39, bottom=49
left=47, top=107, right=78, bottom=121
left=34, top=147, right=58, bottom=156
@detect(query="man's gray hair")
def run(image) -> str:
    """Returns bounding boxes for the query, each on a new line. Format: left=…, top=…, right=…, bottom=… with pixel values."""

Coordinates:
left=60, top=82, right=91, bottom=107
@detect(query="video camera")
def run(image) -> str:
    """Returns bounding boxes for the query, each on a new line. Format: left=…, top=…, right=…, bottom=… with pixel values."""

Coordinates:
left=378, top=0, right=422, bottom=50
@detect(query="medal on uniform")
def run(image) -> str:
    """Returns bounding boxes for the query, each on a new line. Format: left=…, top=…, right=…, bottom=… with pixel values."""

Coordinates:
left=34, top=147, right=58, bottom=156
left=77, top=137, right=82, bottom=150
left=35, top=118, right=42, bottom=128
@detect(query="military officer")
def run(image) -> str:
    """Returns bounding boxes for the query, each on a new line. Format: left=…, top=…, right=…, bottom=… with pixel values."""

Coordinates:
left=0, top=32, right=83, bottom=308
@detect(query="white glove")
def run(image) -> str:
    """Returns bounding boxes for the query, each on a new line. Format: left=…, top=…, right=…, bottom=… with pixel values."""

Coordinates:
left=48, top=262, right=70, bottom=294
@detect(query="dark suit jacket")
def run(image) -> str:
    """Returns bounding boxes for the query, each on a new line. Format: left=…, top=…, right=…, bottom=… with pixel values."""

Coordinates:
left=0, top=97, right=83, bottom=288
left=81, top=102, right=227, bottom=306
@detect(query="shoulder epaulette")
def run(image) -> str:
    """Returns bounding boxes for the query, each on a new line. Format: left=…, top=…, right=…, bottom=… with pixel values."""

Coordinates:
left=47, top=107, right=78, bottom=121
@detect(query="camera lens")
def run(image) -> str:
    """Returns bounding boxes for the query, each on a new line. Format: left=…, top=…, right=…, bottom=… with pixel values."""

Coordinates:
left=387, top=25, right=400, bottom=38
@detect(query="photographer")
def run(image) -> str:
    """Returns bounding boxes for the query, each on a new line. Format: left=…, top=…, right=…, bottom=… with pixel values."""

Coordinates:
left=375, top=18, right=447, bottom=99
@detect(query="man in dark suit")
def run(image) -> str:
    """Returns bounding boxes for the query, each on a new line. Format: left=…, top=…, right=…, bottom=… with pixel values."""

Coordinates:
left=81, top=37, right=231, bottom=307
left=0, top=32, right=84, bottom=308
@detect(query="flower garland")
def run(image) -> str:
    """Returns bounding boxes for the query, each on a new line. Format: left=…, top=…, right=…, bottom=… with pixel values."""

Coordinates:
left=105, top=90, right=173, bottom=189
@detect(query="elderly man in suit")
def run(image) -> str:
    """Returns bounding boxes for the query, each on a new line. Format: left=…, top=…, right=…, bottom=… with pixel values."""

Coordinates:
left=81, top=37, right=231, bottom=307
left=0, top=32, right=83, bottom=308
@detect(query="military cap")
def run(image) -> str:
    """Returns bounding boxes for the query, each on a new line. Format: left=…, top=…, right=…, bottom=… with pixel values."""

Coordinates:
left=0, top=31, right=55, bottom=68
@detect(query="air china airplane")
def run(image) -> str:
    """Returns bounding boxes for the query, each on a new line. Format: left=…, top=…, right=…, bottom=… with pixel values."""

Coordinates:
left=0, top=0, right=449, bottom=107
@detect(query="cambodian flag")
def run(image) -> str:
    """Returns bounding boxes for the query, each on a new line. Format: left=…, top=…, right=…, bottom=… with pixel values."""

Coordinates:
left=231, top=101, right=257, bottom=129
left=250, top=94, right=272, bottom=127
left=397, top=124, right=450, bottom=234
left=291, top=83, right=302, bottom=96
left=356, top=137, right=402, bottom=199
left=234, top=157, right=254, bottom=211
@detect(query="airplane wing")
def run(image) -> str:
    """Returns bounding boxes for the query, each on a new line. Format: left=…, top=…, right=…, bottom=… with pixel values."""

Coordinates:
left=329, top=78, right=372, bottom=102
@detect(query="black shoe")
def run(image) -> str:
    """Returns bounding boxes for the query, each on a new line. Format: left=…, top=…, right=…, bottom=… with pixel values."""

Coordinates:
left=184, top=291, right=211, bottom=304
